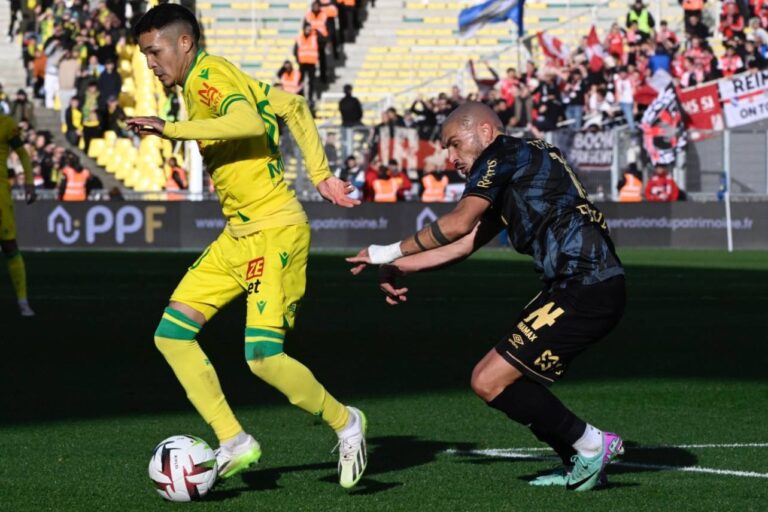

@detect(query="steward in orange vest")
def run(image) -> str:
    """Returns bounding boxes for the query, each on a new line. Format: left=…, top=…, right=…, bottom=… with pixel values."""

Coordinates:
left=421, top=171, right=449, bottom=202
left=277, top=60, right=303, bottom=95
left=294, top=25, right=320, bottom=100
left=319, top=0, right=341, bottom=59
left=617, top=166, right=643, bottom=202
left=60, top=163, right=92, bottom=201
left=305, top=4, right=329, bottom=38
left=166, top=157, right=188, bottom=190
left=372, top=167, right=397, bottom=202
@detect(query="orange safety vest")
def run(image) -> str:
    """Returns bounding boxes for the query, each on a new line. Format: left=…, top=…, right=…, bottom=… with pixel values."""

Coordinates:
left=682, top=0, right=703, bottom=10
left=62, top=166, right=90, bottom=201
left=373, top=179, right=397, bottom=202
left=305, top=11, right=329, bottom=37
left=320, top=0, right=338, bottom=18
left=166, top=167, right=188, bottom=190
left=281, top=70, right=302, bottom=94
left=618, top=173, right=642, bottom=202
left=296, top=33, right=319, bottom=65
left=421, top=173, right=448, bottom=202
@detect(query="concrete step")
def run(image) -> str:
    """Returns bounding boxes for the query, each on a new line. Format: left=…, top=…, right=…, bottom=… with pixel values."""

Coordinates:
left=35, top=107, right=123, bottom=192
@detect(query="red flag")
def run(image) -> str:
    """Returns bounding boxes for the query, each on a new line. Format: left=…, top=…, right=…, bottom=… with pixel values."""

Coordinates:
left=585, top=25, right=605, bottom=72
left=537, top=31, right=570, bottom=65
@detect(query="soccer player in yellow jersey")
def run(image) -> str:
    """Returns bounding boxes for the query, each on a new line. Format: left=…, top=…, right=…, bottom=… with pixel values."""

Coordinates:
left=0, top=114, right=36, bottom=317
left=126, top=4, right=367, bottom=488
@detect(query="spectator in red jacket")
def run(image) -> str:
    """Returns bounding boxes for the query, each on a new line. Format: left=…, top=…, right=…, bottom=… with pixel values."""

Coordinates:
left=644, top=164, right=680, bottom=201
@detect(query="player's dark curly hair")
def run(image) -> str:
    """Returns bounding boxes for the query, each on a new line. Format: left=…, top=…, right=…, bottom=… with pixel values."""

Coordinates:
left=133, top=3, right=200, bottom=44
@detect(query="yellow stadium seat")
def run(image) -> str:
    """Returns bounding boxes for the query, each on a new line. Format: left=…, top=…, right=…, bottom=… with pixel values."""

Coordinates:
left=88, top=138, right=106, bottom=158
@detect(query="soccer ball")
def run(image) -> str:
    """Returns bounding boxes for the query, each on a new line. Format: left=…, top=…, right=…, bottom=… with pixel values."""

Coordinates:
left=148, top=435, right=218, bottom=502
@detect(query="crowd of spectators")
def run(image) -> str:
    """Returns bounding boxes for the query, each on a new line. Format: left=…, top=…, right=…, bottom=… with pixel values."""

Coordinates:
left=340, top=0, right=768, bottom=145
left=327, top=0, right=768, bottom=202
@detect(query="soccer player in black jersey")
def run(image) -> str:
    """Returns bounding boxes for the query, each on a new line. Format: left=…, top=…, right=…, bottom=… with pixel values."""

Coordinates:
left=348, top=102, right=626, bottom=491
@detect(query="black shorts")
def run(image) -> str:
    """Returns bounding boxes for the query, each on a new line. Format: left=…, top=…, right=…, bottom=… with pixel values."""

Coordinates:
left=495, top=275, right=625, bottom=386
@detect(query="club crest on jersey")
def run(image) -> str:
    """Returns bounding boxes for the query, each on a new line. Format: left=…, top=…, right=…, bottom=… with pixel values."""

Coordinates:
left=198, top=82, right=222, bottom=109
left=246, top=257, right=265, bottom=281
left=477, top=159, right=497, bottom=188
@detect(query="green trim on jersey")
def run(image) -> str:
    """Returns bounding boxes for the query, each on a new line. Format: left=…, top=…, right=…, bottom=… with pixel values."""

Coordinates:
left=219, top=93, right=247, bottom=115
left=182, top=49, right=208, bottom=92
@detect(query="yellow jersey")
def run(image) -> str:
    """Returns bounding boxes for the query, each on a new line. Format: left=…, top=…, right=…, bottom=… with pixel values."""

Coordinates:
left=178, top=50, right=332, bottom=237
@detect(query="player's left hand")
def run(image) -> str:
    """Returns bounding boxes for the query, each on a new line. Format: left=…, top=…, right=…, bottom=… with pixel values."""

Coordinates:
left=379, top=264, right=408, bottom=305
left=126, top=116, right=166, bottom=137
left=317, top=176, right=361, bottom=208
left=25, top=184, right=37, bottom=204
left=346, top=248, right=371, bottom=275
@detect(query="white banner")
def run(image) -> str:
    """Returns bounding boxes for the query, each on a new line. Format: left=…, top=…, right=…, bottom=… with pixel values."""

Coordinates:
left=717, top=69, right=768, bottom=128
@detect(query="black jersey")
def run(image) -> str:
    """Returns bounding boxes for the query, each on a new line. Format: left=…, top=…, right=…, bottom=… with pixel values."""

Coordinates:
left=462, top=135, right=624, bottom=287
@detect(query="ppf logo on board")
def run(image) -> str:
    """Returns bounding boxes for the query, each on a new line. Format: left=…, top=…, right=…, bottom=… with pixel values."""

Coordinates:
left=47, top=205, right=166, bottom=245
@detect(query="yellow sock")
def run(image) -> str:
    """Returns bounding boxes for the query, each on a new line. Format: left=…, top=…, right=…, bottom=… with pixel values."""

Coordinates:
left=245, top=326, right=350, bottom=431
left=6, top=252, right=28, bottom=301
left=155, top=308, right=242, bottom=442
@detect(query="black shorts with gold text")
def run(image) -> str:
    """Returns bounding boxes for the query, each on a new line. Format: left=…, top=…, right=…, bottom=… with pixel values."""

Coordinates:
left=494, top=275, right=625, bottom=385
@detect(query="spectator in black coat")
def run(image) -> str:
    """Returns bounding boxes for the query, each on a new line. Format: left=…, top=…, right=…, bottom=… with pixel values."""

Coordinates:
left=339, top=84, right=363, bottom=126
left=97, top=59, right=122, bottom=110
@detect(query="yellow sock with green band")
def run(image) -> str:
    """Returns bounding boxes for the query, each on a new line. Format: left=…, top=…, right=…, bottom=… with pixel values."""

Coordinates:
left=155, top=307, right=243, bottom=442
left=5, top=251, right=28, bottom=301
left=245, top=326, right=350, bottom=431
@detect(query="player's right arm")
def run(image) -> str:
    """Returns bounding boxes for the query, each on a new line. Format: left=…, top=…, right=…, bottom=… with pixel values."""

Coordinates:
left=370, top=215, right=503, bottom=305
left=127, top=100, right=266, bottom=140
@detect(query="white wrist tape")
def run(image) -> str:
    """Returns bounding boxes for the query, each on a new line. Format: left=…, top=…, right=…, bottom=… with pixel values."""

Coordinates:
left=368, top=243, right=403, bottom=264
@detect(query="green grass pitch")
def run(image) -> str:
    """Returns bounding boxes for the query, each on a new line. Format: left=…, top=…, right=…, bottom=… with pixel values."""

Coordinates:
left=1, top=249, right=767, bottom=511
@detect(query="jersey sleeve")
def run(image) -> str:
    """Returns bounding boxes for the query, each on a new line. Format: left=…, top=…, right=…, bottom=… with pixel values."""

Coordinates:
left=187, top=64, right=247, bottom=117
left=267, top=85, right=332, bottom=186
left=462, top=146, right=520, bottom=203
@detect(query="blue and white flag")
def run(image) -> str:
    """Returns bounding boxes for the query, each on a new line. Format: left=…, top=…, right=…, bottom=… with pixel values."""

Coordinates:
left=458, top=0, right=525, bottom=38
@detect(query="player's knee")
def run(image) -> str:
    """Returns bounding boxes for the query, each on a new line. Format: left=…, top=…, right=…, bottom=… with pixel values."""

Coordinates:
left=470, top=366, right=505, bottom=402
left=244, top=327, right=286, bottom=378
left=154, top=307, right=202, bottom=351
left=246, top=353, right=285, bottom=380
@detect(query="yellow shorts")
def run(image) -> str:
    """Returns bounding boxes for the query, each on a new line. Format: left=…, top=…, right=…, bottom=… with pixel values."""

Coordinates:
left=0, top=186, right=16, bottom=241
left=171, top=223, right=310, bottom=329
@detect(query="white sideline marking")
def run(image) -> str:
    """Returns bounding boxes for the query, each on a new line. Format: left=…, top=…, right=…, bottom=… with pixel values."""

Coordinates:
left=445, top=443, right=768, bottom=480
left=449, top=442, right=768, bottom=453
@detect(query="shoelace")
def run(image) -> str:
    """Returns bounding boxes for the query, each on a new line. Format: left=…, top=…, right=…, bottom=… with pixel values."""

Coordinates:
left=330, top=437, right=359, bottom=461
left=569, top=455, right=590, bottom=477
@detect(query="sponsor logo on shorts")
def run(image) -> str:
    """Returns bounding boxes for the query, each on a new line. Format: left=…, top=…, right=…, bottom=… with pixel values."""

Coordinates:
left=509, top=333, right=526, bottom=348
left=247, top=279, right=261, bottom=295
left=246, top=257, right=265, bottom=280
left=516, top=321, right=538, bottom=342
left=256, top=300, right=267, bottom=314
left=534, top=350, right=561, bottom=372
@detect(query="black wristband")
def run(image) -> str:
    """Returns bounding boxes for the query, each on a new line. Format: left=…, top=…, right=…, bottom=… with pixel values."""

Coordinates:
left=430, top=222, right=451, bottom=246
left=414, top=232, right=428, bottom=251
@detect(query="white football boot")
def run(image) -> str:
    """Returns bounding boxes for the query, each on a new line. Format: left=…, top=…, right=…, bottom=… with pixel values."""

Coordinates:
left=335, top=406, right=368, bottom=489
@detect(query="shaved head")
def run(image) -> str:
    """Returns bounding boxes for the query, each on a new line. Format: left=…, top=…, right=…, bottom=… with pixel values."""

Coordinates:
left=441, top=101, right=504, bottom=178
left=443, top=101, right=504, bottom=135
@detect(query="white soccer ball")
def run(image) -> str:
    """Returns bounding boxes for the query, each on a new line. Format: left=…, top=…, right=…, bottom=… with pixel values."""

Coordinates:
left=148, top=434, right=219, bottom=502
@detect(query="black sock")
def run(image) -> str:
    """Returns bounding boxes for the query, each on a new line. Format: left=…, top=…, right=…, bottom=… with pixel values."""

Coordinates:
left=487, top=377, right=586, bottom=457
left=530, top=426, right=577, bottom=466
